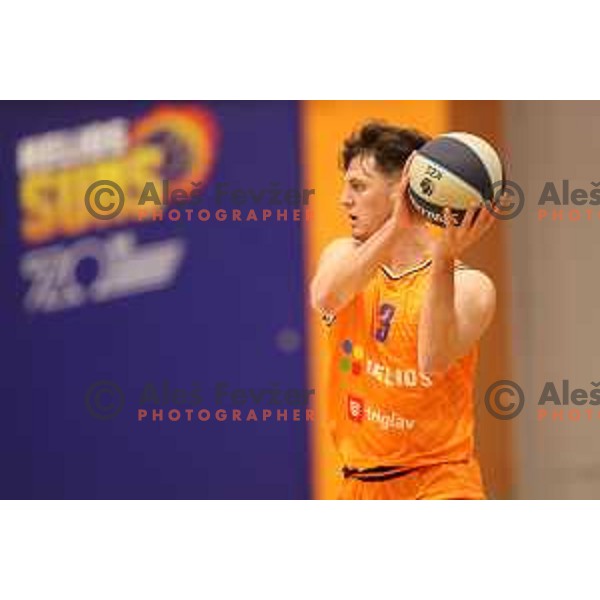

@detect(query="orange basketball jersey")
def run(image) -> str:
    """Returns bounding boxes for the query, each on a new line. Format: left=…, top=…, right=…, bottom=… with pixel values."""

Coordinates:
left=324, top=259, right=479, bottom=471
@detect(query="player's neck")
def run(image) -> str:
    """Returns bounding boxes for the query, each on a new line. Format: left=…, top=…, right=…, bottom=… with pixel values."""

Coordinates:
left=384, top=225, right=433, bottom=273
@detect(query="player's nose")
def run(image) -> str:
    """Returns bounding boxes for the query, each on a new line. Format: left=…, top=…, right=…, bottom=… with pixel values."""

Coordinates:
left=340, top=191, right=354, bottom=209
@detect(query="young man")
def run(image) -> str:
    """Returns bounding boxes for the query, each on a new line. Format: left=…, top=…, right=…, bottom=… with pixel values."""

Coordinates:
left=310, top=122, right=498, bottom=499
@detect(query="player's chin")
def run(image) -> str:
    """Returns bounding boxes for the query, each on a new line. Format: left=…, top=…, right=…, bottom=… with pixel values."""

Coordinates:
left=350, top=221, right=373, bottom=242
left=351, top=227, right=369, bottom=243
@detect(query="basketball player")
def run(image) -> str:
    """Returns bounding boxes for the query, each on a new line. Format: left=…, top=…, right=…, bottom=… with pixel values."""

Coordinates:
left=310, top=122, right=499, bottom=499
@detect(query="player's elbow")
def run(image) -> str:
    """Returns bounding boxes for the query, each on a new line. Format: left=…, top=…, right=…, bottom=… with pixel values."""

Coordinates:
left=418, top=337, right=460, bottom=374
left=310, top=286, right=339, bottom=317
left=310, top=278, right=333, bottom=314
left=418, top=352, right=451, bottom=376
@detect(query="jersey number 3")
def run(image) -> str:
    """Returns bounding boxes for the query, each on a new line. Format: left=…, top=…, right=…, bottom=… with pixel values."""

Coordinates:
left=375, top=303, right=396, bottom=342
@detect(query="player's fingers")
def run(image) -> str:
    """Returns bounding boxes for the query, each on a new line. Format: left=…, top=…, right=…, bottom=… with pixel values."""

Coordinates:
left=497, top=192, right=510, bottom=211
left=443, top=207, right=456, bottom=235
left=401, top=151, right=416, bottom=179
left=462, top=207, right=477, bottom=230
left=477, top=206, right=497, bottom=237
left=395, top=154, right=416, bottom=200
left=477, top=203, right=496, bottom=230
left=468, top=207, right=495, bottom=244
left=391, top=183, right=414, bottom=229
left=442, top=206, right=450, bottom=227
left=396, top=174, right=409, bottom=197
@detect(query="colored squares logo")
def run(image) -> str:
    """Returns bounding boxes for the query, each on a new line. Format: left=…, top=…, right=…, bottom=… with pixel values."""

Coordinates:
left=339, top=339, right=363, bottom=375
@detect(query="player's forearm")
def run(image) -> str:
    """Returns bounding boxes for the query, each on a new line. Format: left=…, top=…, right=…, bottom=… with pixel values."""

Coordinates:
left=418, top=253, right=459, bottom=374
left=311, top=219, right=396, bottom=314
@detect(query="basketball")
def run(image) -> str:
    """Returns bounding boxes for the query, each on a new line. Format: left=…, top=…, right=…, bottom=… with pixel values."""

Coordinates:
left=407, top=132, right=504, bottom=226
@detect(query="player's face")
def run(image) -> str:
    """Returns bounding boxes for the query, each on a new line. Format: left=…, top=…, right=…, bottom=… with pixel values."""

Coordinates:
left=341, top=155, right=397, bottom=241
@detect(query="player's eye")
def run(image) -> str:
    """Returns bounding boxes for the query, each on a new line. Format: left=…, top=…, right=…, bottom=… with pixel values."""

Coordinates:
left=351, top=181, right=366, bottom=192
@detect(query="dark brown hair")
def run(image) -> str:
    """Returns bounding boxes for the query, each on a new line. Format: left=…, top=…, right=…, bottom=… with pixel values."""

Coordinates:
left=341, top=121, right=430, bottom=176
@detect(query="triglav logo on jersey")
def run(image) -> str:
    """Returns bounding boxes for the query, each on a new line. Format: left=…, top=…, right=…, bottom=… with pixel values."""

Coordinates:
left=339, top=339, right=433, bottom=388
left=347, top=395, right=365, bottom=422
left=346, top=395, right=415, bottom=432
left=16, top=106, right=218, bottom=313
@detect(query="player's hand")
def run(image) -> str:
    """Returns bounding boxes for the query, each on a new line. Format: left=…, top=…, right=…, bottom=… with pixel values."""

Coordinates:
left=389, top=152, right=416, bottom=230
left=431, top=201, right=499, bottom=261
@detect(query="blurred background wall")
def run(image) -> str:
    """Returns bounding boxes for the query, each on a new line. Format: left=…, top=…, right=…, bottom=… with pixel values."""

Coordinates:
left=0, top=101, right=310, bottom=499
left=505, top=101, right=600, bottom=499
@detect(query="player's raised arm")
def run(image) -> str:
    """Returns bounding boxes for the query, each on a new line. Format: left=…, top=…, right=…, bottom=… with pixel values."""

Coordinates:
left=418, top=207, right=497, bottom=374
left=310, top=226, right=389, bottom=316
left=310, top=123, right=427, bottom=319
left=310, top=165, right=414, bottom=316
